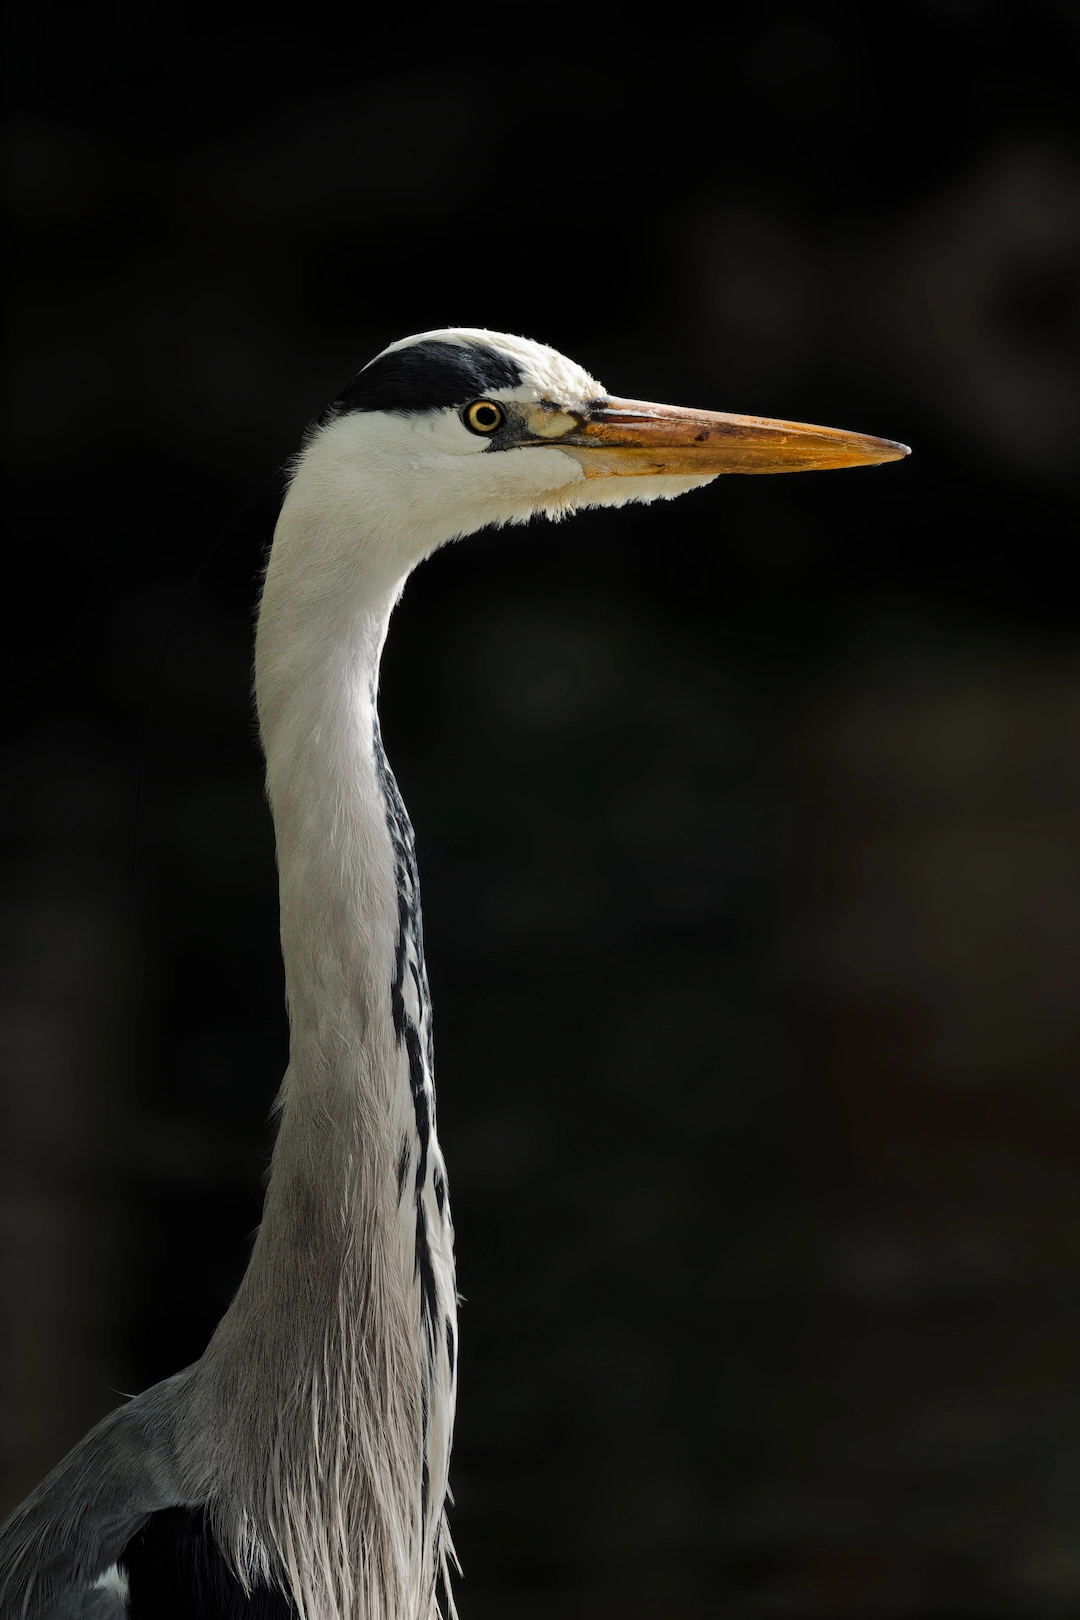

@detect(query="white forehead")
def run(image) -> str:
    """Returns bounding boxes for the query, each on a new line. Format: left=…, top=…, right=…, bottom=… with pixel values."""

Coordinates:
left=374, top=327, right=605, bottom=405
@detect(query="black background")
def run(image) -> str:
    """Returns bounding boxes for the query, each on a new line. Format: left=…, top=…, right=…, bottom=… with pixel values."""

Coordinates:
left=3, top=5, right=1080, bottom=1615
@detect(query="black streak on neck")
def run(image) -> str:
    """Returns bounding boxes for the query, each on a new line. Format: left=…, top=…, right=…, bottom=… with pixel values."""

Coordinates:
left=372, top=716, right=440, bottom=1358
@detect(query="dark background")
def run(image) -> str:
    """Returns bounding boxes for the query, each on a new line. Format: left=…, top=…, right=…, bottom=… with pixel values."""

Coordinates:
left=3, top=5, right=1080, bottom=1615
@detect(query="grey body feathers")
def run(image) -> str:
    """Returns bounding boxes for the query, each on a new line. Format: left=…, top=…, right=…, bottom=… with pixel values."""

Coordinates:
left=0, top=1373, right=195, bottom=1616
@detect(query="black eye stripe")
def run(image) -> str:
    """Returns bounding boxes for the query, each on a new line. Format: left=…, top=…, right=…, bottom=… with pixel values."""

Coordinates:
left=322, top=341, right=523, bottom=420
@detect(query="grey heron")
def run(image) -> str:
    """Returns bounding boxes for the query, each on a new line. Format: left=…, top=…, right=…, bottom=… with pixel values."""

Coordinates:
left=0, top=329, right=907, bottom=1619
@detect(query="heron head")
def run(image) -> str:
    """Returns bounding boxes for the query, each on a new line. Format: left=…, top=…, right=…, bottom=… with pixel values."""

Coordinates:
left=297, top=328, right=908, bottom=566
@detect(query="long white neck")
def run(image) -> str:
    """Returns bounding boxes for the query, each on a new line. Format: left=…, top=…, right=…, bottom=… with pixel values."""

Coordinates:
left=190, top=436, right=457, bottom=1620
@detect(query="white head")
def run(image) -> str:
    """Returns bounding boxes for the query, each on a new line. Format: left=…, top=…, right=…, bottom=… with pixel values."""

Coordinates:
left=277, top=327, right=908, bottom=599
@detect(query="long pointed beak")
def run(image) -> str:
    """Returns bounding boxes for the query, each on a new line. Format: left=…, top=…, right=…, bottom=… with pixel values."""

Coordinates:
left=531, top=397, right=909, bottom=477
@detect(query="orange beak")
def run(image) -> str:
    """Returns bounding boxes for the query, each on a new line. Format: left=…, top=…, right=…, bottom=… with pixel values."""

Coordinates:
left=528, top=398, right=909, bottom=477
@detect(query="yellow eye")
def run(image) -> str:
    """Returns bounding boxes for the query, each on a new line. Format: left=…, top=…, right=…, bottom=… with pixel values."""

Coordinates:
left=464, top=400, right=505, bottom=435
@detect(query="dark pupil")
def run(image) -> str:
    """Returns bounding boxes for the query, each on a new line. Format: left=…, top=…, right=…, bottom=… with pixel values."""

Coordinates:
left=475, top=406, right=498, bottom=427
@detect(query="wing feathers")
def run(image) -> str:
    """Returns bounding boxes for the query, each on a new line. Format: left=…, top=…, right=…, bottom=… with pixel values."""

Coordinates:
left=0, top=1371, right=197, bottom=1618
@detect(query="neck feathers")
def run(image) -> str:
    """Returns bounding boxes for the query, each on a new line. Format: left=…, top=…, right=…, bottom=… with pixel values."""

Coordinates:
left=190, top=475, right=457, bottom=1620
